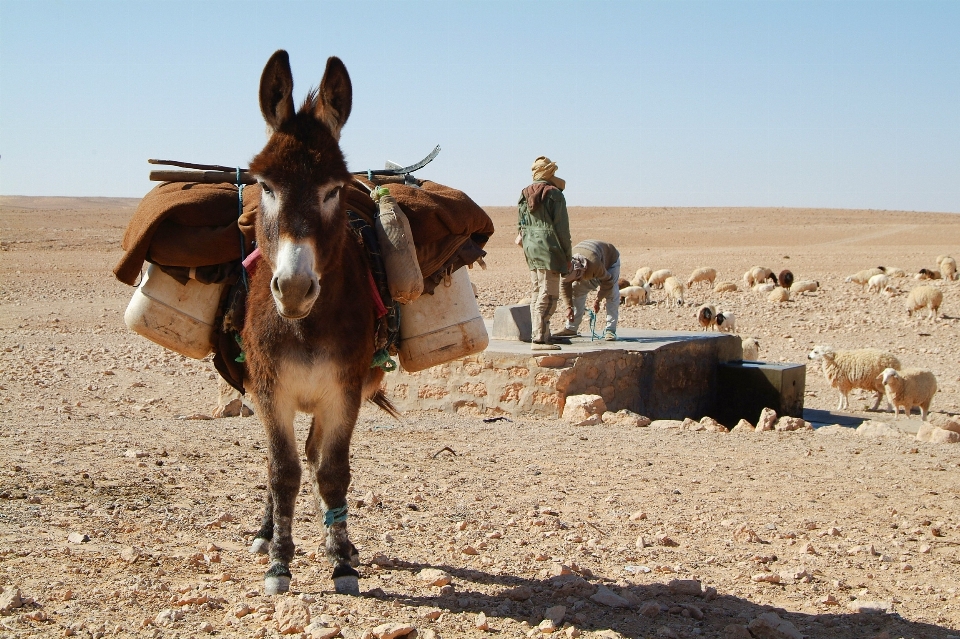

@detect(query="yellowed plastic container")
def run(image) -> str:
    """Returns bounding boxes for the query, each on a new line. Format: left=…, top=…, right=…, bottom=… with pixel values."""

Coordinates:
left=124, top=264, right=228, bottom=359
left=398, top=267, right=488, bottom=372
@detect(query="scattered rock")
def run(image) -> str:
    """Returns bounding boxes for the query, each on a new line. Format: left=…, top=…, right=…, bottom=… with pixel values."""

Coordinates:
left=649, top=419, right=684, bottom=430
left=929, top=413, right=960, bottom=433
left=538, top=619, right=558, bottom=633
left=562, top=394, right=607, bottom=424
left=124, top=449, right=148, bottom=458
left=929, top=427, right=960, bottom=444
left=731, top=419, right=755, bottom=432
left=667, top=579, right=702, bottom=596
left=656, top=626, right=679, bottom=638
left=0, top=587, right=23, bottom=613
left=120, top=546, right=141, bottom=563
left=461, top=545, right=479, bottom=555
left=474, top=611, right=489, bottom=630
left=372, top=622, right=417, bottom=639
left=418, top=568, right=451, bottom=587
left=757, top=408, right=777, bottom=431
left=602, top=409, right=651, bottom=427
left=274, top=596, right=311, bottom=634
left=847, top=600, right=891, bottom=614
left=857, top=420, right=906, bottom=438
left=699, top=416, right=729, bottom=432
left=502, top=585, right=533, bottom=601
left=629, top=510, right=647, bottom=521
left=722, top=624, right=753, bottom=639
left=638, top=601, right=661, bottom=618
left=305, top=622, right=342, bottom=639
left=154, top=609, right=184, bottom=628
left=733, top=525, right=764, bottom=544
left=198, top=621, right=214, bottom=633
left=775, top=417, right=812, bottom=431
left=67, top=532, right=89, bottom=544
left=747, top=612, right=802, bottom=639
left=544, top=605, right=566, bottom=625
left=589, top=585, right=631, bottom=608
left=680, top=417, right=705, bottom=431
left=751, top=572, right=780, bottom=583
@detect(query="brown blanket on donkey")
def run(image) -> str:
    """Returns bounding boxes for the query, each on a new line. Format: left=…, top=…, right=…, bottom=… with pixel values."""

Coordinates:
left=113, top=179, right=494, bottom=288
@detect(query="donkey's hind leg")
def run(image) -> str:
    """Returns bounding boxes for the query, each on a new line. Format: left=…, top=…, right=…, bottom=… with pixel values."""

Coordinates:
left=306, top=400, right=361, bottom=595
left=257, top=397, right=302, bottom=595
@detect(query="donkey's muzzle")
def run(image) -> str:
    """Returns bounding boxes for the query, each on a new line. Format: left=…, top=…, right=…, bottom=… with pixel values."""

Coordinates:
left=271, top=240, right=321, bottom=319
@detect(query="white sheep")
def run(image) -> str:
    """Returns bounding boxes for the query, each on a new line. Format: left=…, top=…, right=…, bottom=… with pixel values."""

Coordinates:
left=880, top=368, right=938, bottom=421
left=939, top=256, right=957, bottom=281
left=753, top=282, right=777, bottom=294
left=630, top=267, right=653, bottom=287
left=648, top=269, right=673, bottom=289
left=882, top=267, right=907, bottom=278
left=741, top=337, right=759, bottom=360
left=914, top=268, right=941, bottom=280
left=807, top=345, right=901, bottom=411
left=713, top=280, right=739, bottom=294
left=662, top=276, right=685, bottom=307
left=791, top=280, right=820, bottom=295
left=716, top=310, right=737, bottom=334
left=867, top=273, right=892, bottom=295
left=845, top=267, right=884, bottom=290
left=743, top=266, right=774, bottom=287
left=687, top=267, right=718, bottom=289
left=767, top=287, right=789, bottom=303
left=696, top=304, right=716, bottom=330
left=620, top=285, right=650, bottom=307
left=905, top=285, right=943, bottom=320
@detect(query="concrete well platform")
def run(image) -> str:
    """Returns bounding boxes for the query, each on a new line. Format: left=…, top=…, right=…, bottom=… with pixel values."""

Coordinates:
left=382, top=321, right=763, bottom=420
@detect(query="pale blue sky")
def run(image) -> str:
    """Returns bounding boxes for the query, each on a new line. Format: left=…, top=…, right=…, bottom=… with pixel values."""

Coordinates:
left=1, top=0, right=958, bottom=211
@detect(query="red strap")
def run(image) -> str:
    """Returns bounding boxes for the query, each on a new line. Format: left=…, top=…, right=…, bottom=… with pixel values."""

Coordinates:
left=368, top=271, right=388, bottom=318
left=242, top=247, right=262, bottom=275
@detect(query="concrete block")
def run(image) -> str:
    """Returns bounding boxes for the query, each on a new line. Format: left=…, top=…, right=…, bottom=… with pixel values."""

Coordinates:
left=716, top=361, right=805, bottom=425
left=492, top=304, right=531, bottom=342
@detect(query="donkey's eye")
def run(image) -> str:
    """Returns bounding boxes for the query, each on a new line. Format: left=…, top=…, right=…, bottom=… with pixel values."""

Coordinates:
left=324, top=186, right=341, bottom=202
left=260, top=181, right=273, bottom=196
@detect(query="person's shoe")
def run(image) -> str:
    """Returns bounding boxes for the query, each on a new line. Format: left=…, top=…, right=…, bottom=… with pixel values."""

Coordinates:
left=553, top=327, right=578, bottom=338
left=531, top=342, right=561, bottom=351
left=603, top=330, right=617, bottom=342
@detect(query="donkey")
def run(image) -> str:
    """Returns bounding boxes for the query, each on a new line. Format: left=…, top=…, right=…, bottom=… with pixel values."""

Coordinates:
left=243, top=50, right=396, bottom=595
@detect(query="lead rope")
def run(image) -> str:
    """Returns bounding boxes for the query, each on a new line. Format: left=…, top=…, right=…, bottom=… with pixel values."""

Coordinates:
left=586, top=310, right=602, bottom=341
left=236, top=168, right=248, bottom=291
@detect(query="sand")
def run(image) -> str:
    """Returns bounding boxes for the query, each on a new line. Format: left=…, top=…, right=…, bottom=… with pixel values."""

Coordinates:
left=0, top=196, right=958, bottom=638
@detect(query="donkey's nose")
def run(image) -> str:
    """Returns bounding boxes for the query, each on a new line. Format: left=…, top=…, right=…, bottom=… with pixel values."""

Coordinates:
left=271, top=274, right=318, bottom=303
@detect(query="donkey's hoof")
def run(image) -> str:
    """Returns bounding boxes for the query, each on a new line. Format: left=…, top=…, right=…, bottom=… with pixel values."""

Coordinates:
left=264, top=563, right=292, bottom=595
left=332, top=564, right=360, bottom=595
left=249, top=537, right=270, bottom=555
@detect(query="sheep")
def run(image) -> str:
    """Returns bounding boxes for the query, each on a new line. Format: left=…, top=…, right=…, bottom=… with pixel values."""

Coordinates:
left=880, top=368, right=938, bottom=421
left=867, top=273, right=891, bottom=295
left=768, top=287, right=790, bottom=303
left=939, top=257, right=957, bottom=281
left=935, top=255, right=949, bottom=265
left=883, top=267, right=907, bottom=278
left=713, top=280, right=739, bottom=294
left=914, top=268, right=941, bottom=280
left=648, top=269, right=673, bottom=289
left=906, top=285, right=943, bottom=319
left=753, top=282, right=777, bottom=294
left=620, top=285, right=649, bottom=307
left=791, top=279, right=820, bottom=295
left=630, top=267, right=653, bottom=287
left=743, top=266, right=775, bottom=287
left=617, top=277, right=632, bottom=290
left=687, top=267, right=718, bottom=289
left=741, top=337, right=759, bottom=360
left=696, top=304, right=716, bottom=330
left=778, top=269, right=794, bottom=289
left=662, top=276, right=685, bottom=307
left=716, top=310, right=737, bottom=334
left=845, top=268, right=884, bottom=290
left=807, top=345, right=901, bottom=411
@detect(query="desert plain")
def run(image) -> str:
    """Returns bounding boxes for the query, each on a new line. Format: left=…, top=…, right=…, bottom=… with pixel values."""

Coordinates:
left=0, top=196, right=959, bottom=638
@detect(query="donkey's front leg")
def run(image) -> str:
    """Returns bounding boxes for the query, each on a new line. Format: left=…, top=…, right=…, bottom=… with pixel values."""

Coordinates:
left=306, top=401, right=360, bottom=595
left=249, top=490, right=274, bottom=555
left=259, top=399, right=302, bottom=595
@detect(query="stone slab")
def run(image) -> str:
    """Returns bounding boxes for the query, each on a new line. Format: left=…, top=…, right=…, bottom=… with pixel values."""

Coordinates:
left=492, top=303, right=532, bottom=341
left=382, top=323, right=752, bottom=421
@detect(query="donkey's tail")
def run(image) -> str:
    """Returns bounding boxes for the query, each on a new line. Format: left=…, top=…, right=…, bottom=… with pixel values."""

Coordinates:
left=369, top=390, right=401, bottom=420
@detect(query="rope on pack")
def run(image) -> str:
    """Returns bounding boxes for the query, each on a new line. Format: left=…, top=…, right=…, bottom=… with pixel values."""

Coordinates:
left=324, top=504, right=349, bottom=527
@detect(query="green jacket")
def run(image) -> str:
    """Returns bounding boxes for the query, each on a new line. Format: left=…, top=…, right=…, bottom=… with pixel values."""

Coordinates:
left=517, top=181, right=572, bottom=273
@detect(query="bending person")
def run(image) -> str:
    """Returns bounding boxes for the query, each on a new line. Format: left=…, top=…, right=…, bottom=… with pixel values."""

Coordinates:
left=555, top=240, right=620, bottom=341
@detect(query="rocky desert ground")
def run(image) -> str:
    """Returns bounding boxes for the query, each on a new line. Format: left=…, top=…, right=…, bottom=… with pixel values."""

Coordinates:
left=1, top=196, right=959, bottom=639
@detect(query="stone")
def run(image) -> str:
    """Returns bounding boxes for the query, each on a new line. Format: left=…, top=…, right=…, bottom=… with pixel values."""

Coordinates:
left=154, top=609, right=184, bottom=627
left=198, top=621, right=214, bottom=633
left=680, top=418, right=705, bottom=431
left=699, top=416, right=729, bottom=432
left=275, top=596, right=311, bottom=634
left=929, top=427, right=960, bottom=444
left=67, top=532, right=89, bottom=544
left=419, top=631, right=438, bottom=639
left=420, top=608, right=442, bottom=621
left=544, top=605, right=566, bottom=625
left=589, top=585, right=631, bottom=608
left=638, top=602, right=661, bottom=618
left=461, top=545, right=479, bottom=555
left=731, top=419, right=755, bottom=432
left=0, top=587, right=23, bottom=612
left=565, top=628, right=581, bottom=638
left=120, top=546, right=141, bottom=563
left=751, top=572, right=780, bottom=583
left=538, top=619, right=558, bottom=633
left=629, top=510, right=648, bottom=521
left=656, top=627, right=679, bottom=639
left=649, top=419, right=684, bottom=430
left=418, top=568, right=451, bottom=587
left=774, top=417, right=811, bottom=431
left=305, top=623, right=342, bottom=639
left=603, top=410, right=652, bottom=427
left=657, top=535, right=679, bottom=547
left=929, top=413, right=960, bottom=433
left=747, top=612, right=802, bottom=639
left=372, top=623, right=417, bottom=639
left=124, top=449, right=148, bottom=458
left=757, top=408, right=777, bottom=431
left=667, top=579, right=702, bottom=596
left=562, top=394, right=607, bottom=423
left=847, top=600, right=890, bottom=614
left=733, top=525, right=763, bottom=543
left=502, top=585, right=533, bottom=601
left=722, top=625, right=753, bottom=639
left=857, top=420, right=906, bottom=438
left=474, top=611, right=489, bottom=630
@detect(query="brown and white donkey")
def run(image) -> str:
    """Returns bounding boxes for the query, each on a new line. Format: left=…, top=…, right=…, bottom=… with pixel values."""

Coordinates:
left=243, top=50, right=395, bottom=595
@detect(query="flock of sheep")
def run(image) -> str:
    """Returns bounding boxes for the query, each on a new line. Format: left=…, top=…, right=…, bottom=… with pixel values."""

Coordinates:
left=616, top=254, right=957, bottom=420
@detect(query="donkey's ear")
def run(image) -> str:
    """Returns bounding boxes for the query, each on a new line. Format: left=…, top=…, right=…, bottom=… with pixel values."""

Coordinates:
left=259, top=50, right=296, bottom=132
left=314, top=56, right=352, bottom=141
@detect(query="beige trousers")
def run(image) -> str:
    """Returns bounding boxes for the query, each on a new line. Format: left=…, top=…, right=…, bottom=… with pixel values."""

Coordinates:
left=529, top=269, right=560, bottom=343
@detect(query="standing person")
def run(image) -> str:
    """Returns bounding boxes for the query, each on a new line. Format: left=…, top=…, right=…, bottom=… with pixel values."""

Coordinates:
left=554, top=239, right=621, bottom=341
left=517, top=156, right=572, bottom=351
